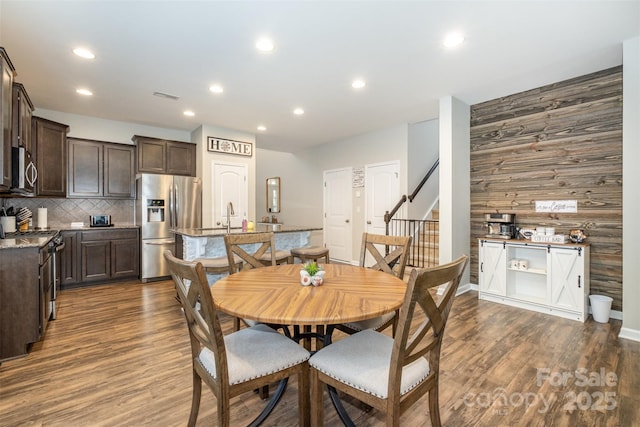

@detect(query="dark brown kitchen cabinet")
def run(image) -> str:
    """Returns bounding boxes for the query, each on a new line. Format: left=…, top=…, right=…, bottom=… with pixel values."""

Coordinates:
left=0, top=245, right=45, bottom=362
left=32, top=117, right=69, bottom=197
left=80, top=229, right=139, bottom=284
left=12, top=83, right=33, bottom=151
left=68, top=138, right=135, bottom=199
left=0, top=47, right=16, bottom=191
left=133, top=135, right=196, bottom=176
left=59, top=231, right=79, bottom=286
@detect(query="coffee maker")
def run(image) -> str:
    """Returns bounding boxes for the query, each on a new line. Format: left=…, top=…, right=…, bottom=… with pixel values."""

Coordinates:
left=484, top=213, right=516, bottom=239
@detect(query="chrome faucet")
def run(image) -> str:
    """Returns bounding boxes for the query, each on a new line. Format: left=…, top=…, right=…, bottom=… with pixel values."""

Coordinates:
left=226, top=202, right=234, bottom=233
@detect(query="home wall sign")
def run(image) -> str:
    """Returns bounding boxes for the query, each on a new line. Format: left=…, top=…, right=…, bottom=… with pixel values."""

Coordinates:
left=207, top=137, right=253, bottom=157
left=535, top=200, right=578, bottom=213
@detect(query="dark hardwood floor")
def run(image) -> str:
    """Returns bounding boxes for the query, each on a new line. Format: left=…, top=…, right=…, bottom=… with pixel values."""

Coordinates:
left=0, top=279, right=637, bottom=426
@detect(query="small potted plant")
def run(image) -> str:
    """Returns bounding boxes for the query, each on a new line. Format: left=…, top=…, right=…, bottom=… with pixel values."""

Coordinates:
left=300, top=261, right=325, bottom=286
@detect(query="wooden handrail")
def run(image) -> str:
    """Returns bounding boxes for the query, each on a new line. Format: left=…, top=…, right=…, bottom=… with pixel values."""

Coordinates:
left=408, top=158, right=439, bottom=203
left=384, top=158, right=440, bottom=234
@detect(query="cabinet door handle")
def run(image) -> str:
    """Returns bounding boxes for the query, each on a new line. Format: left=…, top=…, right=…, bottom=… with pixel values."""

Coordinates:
left=480, top=262, right=484, bottom=273
left=578, top=275, right=581, bottom=288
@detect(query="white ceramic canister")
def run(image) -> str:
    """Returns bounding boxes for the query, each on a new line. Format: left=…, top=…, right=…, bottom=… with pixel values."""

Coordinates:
left=0, top=216, right=16, bottom=233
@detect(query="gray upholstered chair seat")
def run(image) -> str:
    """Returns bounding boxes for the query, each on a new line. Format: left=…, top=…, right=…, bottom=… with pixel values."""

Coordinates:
left=342, top=312, right=396, bottom=332
left=309, top=329, right=429, bottom=399
left=198, top=324, right=310, bottom=385
left=258, top=249, right=291, bottom=263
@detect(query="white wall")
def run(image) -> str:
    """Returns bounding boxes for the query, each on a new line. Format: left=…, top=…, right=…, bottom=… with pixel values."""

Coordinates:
left=408, top=119, right=439, bottom=219
left=33, top=108, right=191, bottom=144
left=191, top=125, right=256, bottom=228
left=621, top=36, right=640, bottom=341
left=302, top=124, right=409, bottom=260
left=439, top=96, right=471, bottom=286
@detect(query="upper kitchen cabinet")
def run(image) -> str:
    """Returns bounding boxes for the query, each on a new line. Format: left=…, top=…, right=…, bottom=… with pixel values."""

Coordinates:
left=133, top=135, right=196, bottom=176
left=12, top=83, right=34, bottom=151
left=1, top=47, right=16, bottom=191
left=68, top=138, right=135, bottom=199
left=32, top=117, right=69, bottom=197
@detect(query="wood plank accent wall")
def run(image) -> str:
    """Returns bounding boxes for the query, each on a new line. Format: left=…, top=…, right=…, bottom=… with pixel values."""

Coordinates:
left=469, top=66, right=623, bottom=310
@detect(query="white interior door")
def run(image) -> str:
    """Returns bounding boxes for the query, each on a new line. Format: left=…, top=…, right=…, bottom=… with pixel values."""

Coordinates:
left=212, top=162, right=248, bottom=228
left=365, top=161, right=400, bottom=235
left=323, top=167, right=352, bottom=263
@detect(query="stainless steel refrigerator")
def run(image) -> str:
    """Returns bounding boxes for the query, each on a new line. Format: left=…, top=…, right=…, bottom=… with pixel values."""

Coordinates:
left=136, top=174, right=202, bottom=282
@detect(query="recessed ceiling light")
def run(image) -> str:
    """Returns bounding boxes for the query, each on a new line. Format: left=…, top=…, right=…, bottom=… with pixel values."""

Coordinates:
left=443, top=32, right=465, bottom=48
left=183, top=110, right=195, bottom=117
left=73, top=47, right=95, bottom=59
left=256, top=37, right=275, bottom=52
left=209, top=84, right=224, bottom=94
left=257, top=125, right=267, bottom=131
left=293, top=108, right=304, bottom=116
left=76, top=88, right=93, bottom=96
left=352, top=79, right=366, bottom=89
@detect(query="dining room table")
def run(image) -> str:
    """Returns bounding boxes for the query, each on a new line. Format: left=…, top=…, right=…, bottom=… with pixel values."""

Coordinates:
left=209, top=263, right=407, bottom=333
left=210, top=262, right=408, bottom=423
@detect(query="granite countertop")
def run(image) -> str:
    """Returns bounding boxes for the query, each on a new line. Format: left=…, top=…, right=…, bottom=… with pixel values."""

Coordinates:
left=174, top=224, right=321, bottom=238
left=0, top=236, right=52, bottom=250
left=0, top=224, right=140, bottom=250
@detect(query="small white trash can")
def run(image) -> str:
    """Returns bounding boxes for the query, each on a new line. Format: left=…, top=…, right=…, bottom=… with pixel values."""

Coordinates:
left=589, top=295, right=613, bottom=323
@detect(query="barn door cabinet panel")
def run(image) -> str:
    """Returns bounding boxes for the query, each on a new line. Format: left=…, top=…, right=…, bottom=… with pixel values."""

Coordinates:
left=1, top=47, right=15, bottom=191
left=478, top=240, right=506, bottom=296
left=479, top=239, right=590, bottom=322
left=80, top=229, right=139, bottom=284
left=32, top=117, right=69, bottom=197
left=133, top=135, right=196, bottom=176
left=68, top=138, right=135, bottom=199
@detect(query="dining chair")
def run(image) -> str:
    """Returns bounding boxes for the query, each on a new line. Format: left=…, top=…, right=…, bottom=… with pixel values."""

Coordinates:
left=290, top=246, right=330, bottom=264
left=224, top=232, right=277, bottom=273
left=163, top=250, right=311, bottom=427
left=328, top=233, right=412, bottom=338
left=224, top=232, right=290, bottom=336
left=309, top=255, right=468, bottom=427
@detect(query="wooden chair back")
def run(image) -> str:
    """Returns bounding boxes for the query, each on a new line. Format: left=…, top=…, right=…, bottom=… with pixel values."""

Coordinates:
left=224, top=232, right=276, bottom=273
left=163, top=250, right=228, bottom=389
left=389, top=255, right=468, bottom=424
left=359, top=232, right=412, bottom=279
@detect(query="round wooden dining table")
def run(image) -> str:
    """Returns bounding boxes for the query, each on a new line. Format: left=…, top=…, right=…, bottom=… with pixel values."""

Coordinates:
left=210, top=263, right=407, bottom=326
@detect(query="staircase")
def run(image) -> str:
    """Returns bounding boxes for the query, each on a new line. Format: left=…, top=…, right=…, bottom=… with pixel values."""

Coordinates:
left=389, top=209, right=439, bottom=276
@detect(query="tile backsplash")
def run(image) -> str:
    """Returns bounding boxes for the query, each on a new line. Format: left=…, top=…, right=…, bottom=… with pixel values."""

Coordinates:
left=1, top=198, right=135, bottom=227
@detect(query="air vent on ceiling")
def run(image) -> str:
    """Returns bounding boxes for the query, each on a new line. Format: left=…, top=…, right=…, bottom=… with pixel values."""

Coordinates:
left=153, top=91, right=180, bottom=101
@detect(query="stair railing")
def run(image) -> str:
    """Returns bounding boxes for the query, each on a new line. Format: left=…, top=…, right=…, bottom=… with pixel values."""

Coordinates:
left=383, top=158, right=440, bottom=268
left=384, top=158, right=439, bottom=235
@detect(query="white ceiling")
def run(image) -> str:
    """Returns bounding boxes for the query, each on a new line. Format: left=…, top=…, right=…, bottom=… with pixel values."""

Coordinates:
left=1, top=1, right=638, bottom=152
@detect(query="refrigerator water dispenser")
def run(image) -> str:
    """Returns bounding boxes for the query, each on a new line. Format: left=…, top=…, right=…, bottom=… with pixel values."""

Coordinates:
left=147, top=199, right=165, bottom=223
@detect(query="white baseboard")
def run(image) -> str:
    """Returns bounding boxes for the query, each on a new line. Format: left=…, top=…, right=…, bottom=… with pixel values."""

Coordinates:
left=619, top=327, right=640, bottom=342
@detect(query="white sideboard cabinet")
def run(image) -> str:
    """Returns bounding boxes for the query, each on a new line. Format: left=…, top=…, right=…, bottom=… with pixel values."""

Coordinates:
left=478, top=239, right=590, bottom=322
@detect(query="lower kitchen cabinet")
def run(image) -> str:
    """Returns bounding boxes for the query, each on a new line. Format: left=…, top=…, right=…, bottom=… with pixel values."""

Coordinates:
left=0, top=245, right=48, bottom=362
left=478, top=239, right=590, bottom=322
left=61, top=228, right=139, bottom=288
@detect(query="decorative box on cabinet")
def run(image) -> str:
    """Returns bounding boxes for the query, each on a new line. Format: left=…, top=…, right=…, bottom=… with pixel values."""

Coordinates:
left=133, top=135, right=196, bottom=176
left=0, top=47, right=16, bottom=190
left=478, top=239, right=590, bottom=322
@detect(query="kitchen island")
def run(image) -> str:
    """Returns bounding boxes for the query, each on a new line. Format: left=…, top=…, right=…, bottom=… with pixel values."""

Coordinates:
left=174, top=224, right=322, bottom=283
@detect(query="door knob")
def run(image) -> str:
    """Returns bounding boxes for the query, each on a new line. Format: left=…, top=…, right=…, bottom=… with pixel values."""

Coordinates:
left=367, top=221, right=372, bottom=224
left=345, top=219, right=350, bottom=223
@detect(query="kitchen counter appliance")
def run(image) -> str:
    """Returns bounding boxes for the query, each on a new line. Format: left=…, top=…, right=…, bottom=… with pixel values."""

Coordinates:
left=484, top=213, right=516, bottom=239
left=136, top=174, right=201, bottom=282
